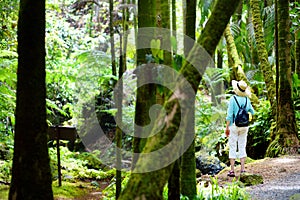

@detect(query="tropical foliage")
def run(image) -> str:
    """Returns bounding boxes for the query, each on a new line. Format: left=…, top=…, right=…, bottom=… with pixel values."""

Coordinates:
left=0, top=0, right=299, bottom=199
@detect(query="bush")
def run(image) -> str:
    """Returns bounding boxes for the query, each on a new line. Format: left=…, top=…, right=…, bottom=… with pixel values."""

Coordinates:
left=180, top=177, right=250, bottom=200
left=49, top=146, right=114, bottom=181
left=247, top=100, right=272, bottom=159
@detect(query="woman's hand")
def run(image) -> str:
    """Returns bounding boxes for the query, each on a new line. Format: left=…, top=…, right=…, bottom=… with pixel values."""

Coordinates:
left=225, top=127, right=230, bottom=137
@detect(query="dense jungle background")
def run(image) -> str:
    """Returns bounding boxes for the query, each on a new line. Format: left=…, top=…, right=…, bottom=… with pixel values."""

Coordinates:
left=0, top=0, right=299, bottom=199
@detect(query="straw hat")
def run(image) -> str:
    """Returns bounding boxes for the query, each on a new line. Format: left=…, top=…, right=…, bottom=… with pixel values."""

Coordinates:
left=232, top=80, right=251, bottom=97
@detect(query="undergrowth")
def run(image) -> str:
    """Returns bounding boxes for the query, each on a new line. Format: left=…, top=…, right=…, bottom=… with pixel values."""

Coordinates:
left=181, top=177, right=250, bottom=200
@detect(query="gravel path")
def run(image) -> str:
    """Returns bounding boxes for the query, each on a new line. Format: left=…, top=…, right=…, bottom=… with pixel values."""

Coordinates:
left=247, top=172, right=300, bottom=200
left=216, top=156, right=300, bottom=200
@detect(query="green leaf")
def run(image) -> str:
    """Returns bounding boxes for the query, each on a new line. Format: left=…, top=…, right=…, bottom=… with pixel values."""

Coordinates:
left=150, top=39, right=161, bottom=57
left=170, top=36, right=177, bottom=52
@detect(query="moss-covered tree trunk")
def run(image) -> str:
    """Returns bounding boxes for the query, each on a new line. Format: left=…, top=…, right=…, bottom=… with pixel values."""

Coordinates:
left=109, top=0, right=116, bottom=76
left=116, top=0, right=129, bottom=197
left=249, top=0, right=277, bottom=116
left=9, top=1, right=53, bottom=199
left=266, top=0, right=299, bottom=156
left=172, top=0, right=176, bottom=53
left=132, top=0, right=157, bottom=167
left=183, top=0, right=196, bottom=56
left=156, top=0, right=181, bottom=199
left=224, top=24, right=259, bottom=106
left=296, top=29, right=300, bottom=78
left=180, top=0, right=197, bottom=199
left=118, top=0, right=241, bottom=199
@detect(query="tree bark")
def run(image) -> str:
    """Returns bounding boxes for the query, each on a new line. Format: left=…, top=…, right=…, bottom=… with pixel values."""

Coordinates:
left=156, top=0, right=181, bottom=198
left=296, top=29, right=300, bottom=78
left=168, top=159, right=180, bottom=200
left=132, top=0, right=157, bottom=168
left=180, top=0, right=197, bottom=199
left=266, top=0, right=299, bottom=156
left=249, top=0, right=277, bottom=116
left=184, top=0, right=196, bottom=57
left=118, top=0, right=241, bottom=199
left=109, top=0, right=116, bottom=76
left=9, top=1, right=53, bottom=199
left=224, top=24, right=259, bottom=106
left=172, top=0, right=176, bottom=54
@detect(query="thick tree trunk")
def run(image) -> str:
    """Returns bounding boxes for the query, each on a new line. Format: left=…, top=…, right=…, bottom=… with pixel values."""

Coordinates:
left=157, top=0, right=181, bottom=198
left=132, top=0, right=157, bottom=167
left=224, top=24, right=259, bottom=106
left=180, top=0, right=197, bottom=199
left=249, top=0, right=277, bottom=116
left=168, top=160, right=180, bottom=200
left=184, top=0, right=196, bottom=56
left=296, top=29, right=300, bottom=78
left=180, top=114, right=196, bottom=199
left=118, top=0, right=241, bottom=199
left=9, top=1, right=53, bottom=199
left=266, top=0, right=299, bottom=157
left=115, top=0, right=129, bottom=197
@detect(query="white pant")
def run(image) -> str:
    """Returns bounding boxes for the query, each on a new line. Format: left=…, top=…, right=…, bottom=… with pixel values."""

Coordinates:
left=228, top=125, right=249, bottom=159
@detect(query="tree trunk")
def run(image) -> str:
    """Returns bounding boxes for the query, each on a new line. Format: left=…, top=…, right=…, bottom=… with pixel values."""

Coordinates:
left=266, top=0, right=299, bottom=157
left=172, top=0, right=176, bottom=54
left=9, top=1, right=53, bottom=199
left=223, top=24, right=259, bottom=106
left=214, top=49, right=224, bottom=104
left=156, top=0, right=181, bottom=198
left=118, top=0, right=241, bottom=199
left=161, top=0, right=172, bottom=65
left=184, top=0, right=196, bottom=56
left=109, top=0, right=116, bottom=76
left=168, top=160, right=180, bottom=200
left=132, top=0, right=157, bottom=168
left=296, top=29, right=300, bottom=78
left=180, top=0, right=197, bottom=199
left=249, top=0, right=277, bottom=116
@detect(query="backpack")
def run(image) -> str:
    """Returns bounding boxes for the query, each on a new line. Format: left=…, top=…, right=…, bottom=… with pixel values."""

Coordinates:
left=233, top=96, right=249, bottom=127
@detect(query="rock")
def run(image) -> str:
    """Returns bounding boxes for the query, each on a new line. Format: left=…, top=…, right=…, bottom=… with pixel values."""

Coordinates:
left=196, top=169, right=202, bottom=177
left=290, top=193, right=300, bottom=200
left=239, top=173, right=263, bottom=186
left=278, top=168, right=287, bottom=173
left=196, top=155, right=225, bottom=175
left=0, top=143, right=12, bottom=160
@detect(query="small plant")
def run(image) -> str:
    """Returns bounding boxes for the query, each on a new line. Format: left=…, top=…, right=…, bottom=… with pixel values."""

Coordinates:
left=0, top=159, right=12, bottom=184
left=49, top=146, right=114, bottom=181
left=191, top=177, right=250, bottom=200
left=101, top=172, right=130, bottom=199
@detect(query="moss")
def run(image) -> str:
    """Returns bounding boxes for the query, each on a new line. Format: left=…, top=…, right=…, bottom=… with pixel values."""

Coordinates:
left=290, top=193, right=300, bottom=200
left=0, top=185, right=9, bottom=199
left=250, top=0, right=277, bottom=115
left=0, top=181, right=96, bottom=199
left=245, top=157, right=255, bottom=164
left=52, top=180, right=94, bottom=199
left=239, top=173, right=263, bottom=186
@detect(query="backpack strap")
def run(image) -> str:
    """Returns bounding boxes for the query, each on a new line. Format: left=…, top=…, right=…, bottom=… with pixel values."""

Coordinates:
left=233, top=96, right=239, bottom=123
left=233, top=96, right=240, bottom=108
left=244, top=97, right=247, bottom=108
left=234, top=96, right=247, bottom=108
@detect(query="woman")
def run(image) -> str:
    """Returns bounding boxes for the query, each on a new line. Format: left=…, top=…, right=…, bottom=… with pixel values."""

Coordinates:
left=225, top=80, right=255, bottom=177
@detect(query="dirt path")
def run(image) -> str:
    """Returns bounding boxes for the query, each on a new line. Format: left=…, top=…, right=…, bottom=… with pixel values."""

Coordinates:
left=56, top=155, right=300, bottom=199
left=247, top=172, right=300, bottom=200
left=216, top=155, right=300, bottom=199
